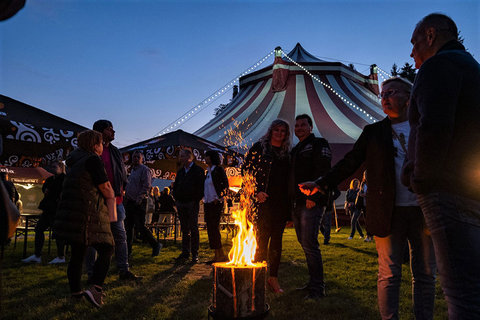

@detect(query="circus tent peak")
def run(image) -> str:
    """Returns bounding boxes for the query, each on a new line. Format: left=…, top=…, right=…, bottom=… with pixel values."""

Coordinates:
left=194, top=44, right=383, bottom=162
left=283, top=43, right=325, bottom=63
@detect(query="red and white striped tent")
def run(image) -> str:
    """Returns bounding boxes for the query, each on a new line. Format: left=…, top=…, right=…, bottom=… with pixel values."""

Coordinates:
left=195, top=43, right=385, bottom=165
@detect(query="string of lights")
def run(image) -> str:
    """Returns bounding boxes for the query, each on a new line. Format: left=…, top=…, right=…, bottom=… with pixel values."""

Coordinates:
left=280, top=49, right=379, bottom=123
left=375, top=66, right=394, bottom=93
left=156, top=50, right=275, bottom=136
left=376, top=66, right=393, bottom=80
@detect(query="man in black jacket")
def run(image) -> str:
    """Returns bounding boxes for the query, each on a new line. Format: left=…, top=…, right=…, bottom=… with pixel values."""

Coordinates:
left=290, top=114, right=331, bottom=300
left=299, top=78, right=436, bottom=319
left=88, top=120, right=142, bottom=280
left=403, top=13, right=480, bottom=318
left=172, top=149, right=205, bottom=263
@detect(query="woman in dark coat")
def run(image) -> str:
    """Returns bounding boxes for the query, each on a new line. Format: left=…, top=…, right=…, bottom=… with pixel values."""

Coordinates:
left=243, top=119, right=291, bottom=293
left=54, top=130, right=116, bottom=308
left=203, top=150, right=229, bottom=263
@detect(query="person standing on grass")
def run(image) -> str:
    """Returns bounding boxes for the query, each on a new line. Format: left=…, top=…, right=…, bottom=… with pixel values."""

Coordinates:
left=402, top=13, right=480, bottom=318
left=345, top=178, right=365, bottom=240
left=84, top=120, right=142, bottom=282
left=290, top=114, right=331, bottom=300
left=124, top=151, right=162, bottom=257
left=360, top=171, right=373, bottom=242
left=203, top=150, right=229, bottom=264
left=22, top=161, right=66, bottom=264
left=54, top=130, right=116, bottom=307
left=172, top=149, right=205, bottom=264
left=243, top=119, right=291, bottom=294
left=300, top=77, right=436, bottom=320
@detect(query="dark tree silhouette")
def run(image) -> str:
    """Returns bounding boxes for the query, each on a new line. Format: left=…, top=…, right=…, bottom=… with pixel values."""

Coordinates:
left=390, top=63, right=399, bottom=76
left=399, top=62, right=416, bottom=82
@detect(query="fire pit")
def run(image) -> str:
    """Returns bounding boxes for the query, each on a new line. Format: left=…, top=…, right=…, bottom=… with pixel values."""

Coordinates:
left=208, top=173, right=269, bottom=319
left=209, top=262, right=269, bottom=319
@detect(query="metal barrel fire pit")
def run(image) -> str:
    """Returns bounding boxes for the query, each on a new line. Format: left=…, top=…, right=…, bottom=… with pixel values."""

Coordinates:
left=209, top=262, right=269, bottom=319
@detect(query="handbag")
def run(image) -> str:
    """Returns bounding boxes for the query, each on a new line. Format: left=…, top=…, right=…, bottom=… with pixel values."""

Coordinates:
left=0, top=180, right=20, bottom=242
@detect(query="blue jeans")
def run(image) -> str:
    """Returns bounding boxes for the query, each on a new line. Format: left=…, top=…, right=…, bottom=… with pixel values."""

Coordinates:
left=319, top=208, right=331, bottom=243
left=293, top=204, right=325, bottom=294
left=86, top=204, right=129, bottom=275
left=375, top=206, right=436, bottom=320
left=417, top=192, right=480, bottom=320
left=349, top=208, right=364, bottom=238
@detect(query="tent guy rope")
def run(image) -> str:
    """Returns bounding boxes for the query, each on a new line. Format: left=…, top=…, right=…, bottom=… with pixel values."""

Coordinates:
left=156, top=50, right=275, bottom=136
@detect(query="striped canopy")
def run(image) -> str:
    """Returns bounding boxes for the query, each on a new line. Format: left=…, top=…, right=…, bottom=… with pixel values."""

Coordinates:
left=195, top=43, right=384, bottom=163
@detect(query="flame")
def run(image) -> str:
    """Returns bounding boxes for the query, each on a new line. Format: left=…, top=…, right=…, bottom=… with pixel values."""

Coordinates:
left=226, top=172, right=258, bottom=266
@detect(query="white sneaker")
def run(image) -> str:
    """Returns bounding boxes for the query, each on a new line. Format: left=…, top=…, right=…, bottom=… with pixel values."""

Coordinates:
left=22, top=255, right=41, bottom=263
left=347, top=236, right=353, bottom=240
left=49, top=257, right=66, bottom=264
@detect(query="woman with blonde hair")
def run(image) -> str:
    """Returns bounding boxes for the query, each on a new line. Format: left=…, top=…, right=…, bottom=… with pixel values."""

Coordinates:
left=345, top=178, right=364, bottom=239
left=243, top=119, right=291, bottom=293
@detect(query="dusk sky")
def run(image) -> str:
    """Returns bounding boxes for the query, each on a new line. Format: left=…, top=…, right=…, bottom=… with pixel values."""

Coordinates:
left=1, top=0, right=478, bottom=147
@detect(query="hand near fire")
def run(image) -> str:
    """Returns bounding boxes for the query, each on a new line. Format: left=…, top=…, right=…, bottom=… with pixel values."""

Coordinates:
left=256, top=191, right=268, bottom=203
left=306, top=199, right=316, bottom=209
left=298, top=181, right=322, bottom=196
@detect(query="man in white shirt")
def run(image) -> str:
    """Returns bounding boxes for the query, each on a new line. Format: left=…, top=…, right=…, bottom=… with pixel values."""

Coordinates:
left=299, top=77, right=436, bottom=319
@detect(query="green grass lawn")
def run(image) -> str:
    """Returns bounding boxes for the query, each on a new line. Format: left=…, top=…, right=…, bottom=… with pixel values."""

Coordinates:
left=0, top=227, right=447, bottom=320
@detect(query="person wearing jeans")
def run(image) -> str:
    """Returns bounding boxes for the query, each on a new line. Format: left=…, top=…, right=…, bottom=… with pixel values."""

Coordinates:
left=293, top=204, right=325, bottom=296
left=375, top=206, right=436, bottom=319
left=349, top=208, right=364, bottom=239
left=86, top=120, right=141, bottom=281
left=403, top=14, right=480, bottom=319
left=416, top=193, right=480, bottom=318
left=345, top=179, right=364, bottom=239
left=290, top=114, right=332, bottom=299
left=86, top=204, right=133, bottom=280
left=300, top=77, right=436, bottom=319
left=124, top=151, right=162, bottom=258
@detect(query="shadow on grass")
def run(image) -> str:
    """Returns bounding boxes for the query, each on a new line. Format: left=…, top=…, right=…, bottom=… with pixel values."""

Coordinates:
left=331, top=242, right=378, bottom=258
left=97, top=260, right=201, bottom=319
left=267, top=260, right=378, bottom=320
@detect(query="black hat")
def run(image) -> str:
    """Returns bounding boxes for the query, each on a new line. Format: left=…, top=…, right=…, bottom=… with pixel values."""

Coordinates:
left=93, top=120, right=113, bottom=133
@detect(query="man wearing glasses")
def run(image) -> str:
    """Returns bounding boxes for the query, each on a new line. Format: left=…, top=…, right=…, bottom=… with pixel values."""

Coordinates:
left=299, top=78, right=436, bottom=320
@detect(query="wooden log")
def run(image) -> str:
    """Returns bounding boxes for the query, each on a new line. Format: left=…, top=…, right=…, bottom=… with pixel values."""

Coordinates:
left=212, top=263, right=267, bottom=319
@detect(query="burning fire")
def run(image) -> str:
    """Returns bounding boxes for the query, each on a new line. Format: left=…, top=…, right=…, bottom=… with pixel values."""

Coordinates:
left=220, top=120, right=264, bottom=267
left=226, top=172, right=257, bottom=266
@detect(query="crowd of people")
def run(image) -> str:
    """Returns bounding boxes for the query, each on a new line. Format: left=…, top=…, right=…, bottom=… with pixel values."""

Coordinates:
left=4, top=12, right=479, bottom=319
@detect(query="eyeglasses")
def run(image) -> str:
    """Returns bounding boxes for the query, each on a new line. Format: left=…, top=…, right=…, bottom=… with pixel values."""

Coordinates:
left=380, top=89, right=399, bottom=99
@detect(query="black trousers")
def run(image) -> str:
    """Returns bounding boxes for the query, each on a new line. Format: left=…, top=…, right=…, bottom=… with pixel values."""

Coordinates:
left=67, top=242, right=113, bottom=293
left=176, top=201, right=200, bottom=257
left=124, top=199, right=158, bottom=255
left=255, top=212, right=286, bottom=277
left=34, top=212, right=65, bottom=258
left=204, top=201, right=223, bottom=249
